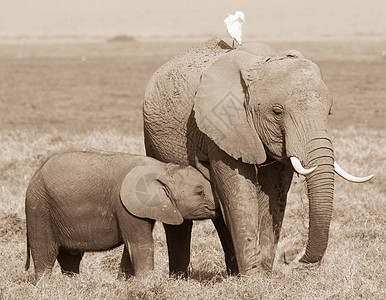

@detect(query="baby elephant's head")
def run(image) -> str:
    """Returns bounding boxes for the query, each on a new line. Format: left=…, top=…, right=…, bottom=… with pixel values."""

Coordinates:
left=120, top=163, right=217, bottom=225
left=162, top=164, right=217, bottom=220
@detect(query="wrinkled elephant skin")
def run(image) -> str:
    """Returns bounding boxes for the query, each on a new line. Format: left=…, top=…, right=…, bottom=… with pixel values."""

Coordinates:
left=25, top=148, right=216, bottom=282
left=143, top=39, right=372, bottom=276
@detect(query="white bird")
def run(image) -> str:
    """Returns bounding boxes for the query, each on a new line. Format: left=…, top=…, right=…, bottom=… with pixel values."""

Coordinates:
left=224, top=11, right=245, bottom=47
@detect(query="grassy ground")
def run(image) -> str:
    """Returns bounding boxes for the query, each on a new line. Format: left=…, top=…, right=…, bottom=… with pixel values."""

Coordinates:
left=0, top=39, right=385, bottom=299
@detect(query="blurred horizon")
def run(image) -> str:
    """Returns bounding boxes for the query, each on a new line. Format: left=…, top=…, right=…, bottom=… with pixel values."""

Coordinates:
left=1, top=0, right=386, bottom=43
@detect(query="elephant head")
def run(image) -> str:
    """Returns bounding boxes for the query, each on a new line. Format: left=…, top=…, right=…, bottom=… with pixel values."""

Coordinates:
left=193, top=44, right=373, bottom=265
left=120, top=164, right=217, bottom=225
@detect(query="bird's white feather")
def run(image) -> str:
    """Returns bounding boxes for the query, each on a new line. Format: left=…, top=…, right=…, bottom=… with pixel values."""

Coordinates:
left=224, top=11, right=245, bottom=45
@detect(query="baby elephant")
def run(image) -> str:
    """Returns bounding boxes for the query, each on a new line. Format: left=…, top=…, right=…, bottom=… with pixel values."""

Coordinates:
left=25, top=148, right=217, bottom=282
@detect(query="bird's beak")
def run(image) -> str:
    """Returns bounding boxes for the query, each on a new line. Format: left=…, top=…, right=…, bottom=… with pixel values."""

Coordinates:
left=238, top=16, right=246, bottom=23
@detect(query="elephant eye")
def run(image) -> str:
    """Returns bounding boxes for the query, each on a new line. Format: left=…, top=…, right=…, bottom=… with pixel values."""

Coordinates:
left=194, top=185, right=204, bottom=196
left=272, top=106, right=283, bottom=116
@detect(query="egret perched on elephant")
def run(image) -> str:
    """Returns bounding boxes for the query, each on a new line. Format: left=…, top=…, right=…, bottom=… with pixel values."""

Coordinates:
left=224, top=11, right=245, bottom=47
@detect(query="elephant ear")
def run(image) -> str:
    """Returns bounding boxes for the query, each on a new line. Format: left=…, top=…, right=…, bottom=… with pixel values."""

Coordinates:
left=193, top=51, right=267, bottom=164
left=120, top=166, right=184, bottom=225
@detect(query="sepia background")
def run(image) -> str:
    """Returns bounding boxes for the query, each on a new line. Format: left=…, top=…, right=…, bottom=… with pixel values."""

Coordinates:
left=0, top=1, right=385, bottom=299
left=1, top=0, right=386, bottom=40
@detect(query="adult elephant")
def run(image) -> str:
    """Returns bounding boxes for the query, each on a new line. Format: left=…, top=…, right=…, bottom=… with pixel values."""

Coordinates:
left=143, top=38, right=373, bottom=276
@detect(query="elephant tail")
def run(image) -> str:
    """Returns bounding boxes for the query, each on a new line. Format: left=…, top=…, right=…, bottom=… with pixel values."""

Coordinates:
left=25, top=235, right=30, bottom=271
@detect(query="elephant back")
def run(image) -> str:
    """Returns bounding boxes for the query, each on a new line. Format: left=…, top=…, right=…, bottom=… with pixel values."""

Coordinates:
left=144, top=38, right=231, bottom=113
left=143, top=39, right=232, bottom=165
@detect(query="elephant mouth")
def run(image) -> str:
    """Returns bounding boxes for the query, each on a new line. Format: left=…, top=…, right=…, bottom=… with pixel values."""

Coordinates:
left=206, top=207, right=220, bottom=219
left=183, top=205, right=219, bottom=220
left=212, top=208, right=221, bottom=218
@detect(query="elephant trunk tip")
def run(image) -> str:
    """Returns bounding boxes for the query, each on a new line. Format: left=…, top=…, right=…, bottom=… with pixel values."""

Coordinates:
left=300, top=252, right=323, bottom=264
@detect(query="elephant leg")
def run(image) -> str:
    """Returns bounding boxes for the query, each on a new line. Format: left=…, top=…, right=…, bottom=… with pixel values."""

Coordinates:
left=31, top=246, right=58, bottom=283
left=119, top=216, right=155, bottom=276
left=57, top=248, right=83, bottom=275
left=27, top=213, right=58, bottom=282
left=118, top=245, right=134, bottom=279
left=256, top=161, right=293, bottom=270
left=211, top=212, right=238, bottom=275
left=209, top=147, right=261, bottom=275
left=125, top=241, right=154, bottom=276
left=145, top=131, right=192, bottom=277
left=163, top=220, right=193, bottom=277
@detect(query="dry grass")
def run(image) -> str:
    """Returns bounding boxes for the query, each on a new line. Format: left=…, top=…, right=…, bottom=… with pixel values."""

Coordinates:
left=0, top=40, right=385, bottom=299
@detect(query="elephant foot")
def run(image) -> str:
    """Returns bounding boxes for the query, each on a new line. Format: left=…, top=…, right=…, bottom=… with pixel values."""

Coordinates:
left=117, top=270, right=133, bottom=280
left=33, top=271, right=52, bottom=286
left=261, top=259, right=275, bottom=272
left=240, top=262, right=269, bottom=277
left=239, top=268, right=271, bottom=279
left=169, top=264, right=192, bottom=279
left=226, top=256, right=239, bottom=276
left=283, top=248, right=299, bottom=264
left=169, top=270, right=189, bottom=279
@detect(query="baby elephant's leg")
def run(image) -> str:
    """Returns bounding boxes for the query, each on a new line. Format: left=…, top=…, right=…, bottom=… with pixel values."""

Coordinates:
left=27, top=208, right=58, bottom=283
left=118, top=245, right=134, bottom=279
left=119, top=215, right=156, bottom=276
left=128, top=241, right=154, bottom=276
left=57, top=248, right=84, bottom=275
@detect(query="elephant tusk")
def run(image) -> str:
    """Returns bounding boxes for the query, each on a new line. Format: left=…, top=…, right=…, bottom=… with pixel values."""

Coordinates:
left=290, top=157, right=318, bottom=175
left=334, top=161, right=374, bottom=183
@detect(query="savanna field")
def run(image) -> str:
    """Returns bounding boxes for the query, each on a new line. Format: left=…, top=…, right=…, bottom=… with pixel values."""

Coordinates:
left=0, top=38, right=385, bottom=299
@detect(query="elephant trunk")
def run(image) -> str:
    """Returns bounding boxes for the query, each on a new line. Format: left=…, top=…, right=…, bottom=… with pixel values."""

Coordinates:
left=300, top=134, right=334, bottom=263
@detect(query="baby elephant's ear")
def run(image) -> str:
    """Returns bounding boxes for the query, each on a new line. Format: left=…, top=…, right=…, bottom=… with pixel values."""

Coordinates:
left=120, top=165, right=184, bottom=225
